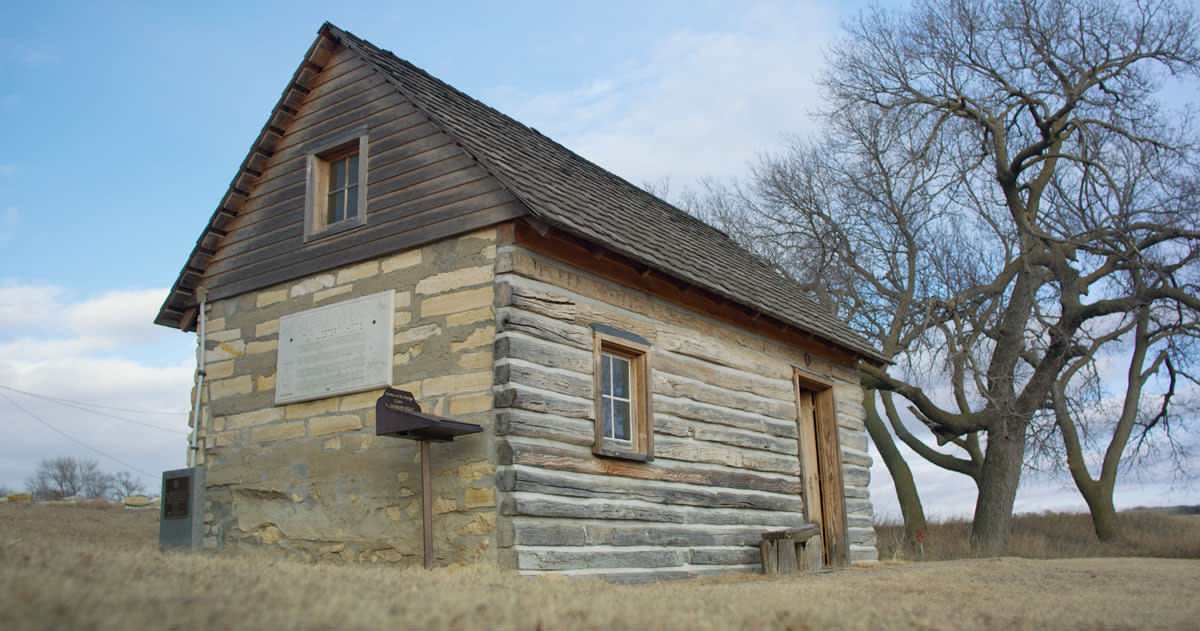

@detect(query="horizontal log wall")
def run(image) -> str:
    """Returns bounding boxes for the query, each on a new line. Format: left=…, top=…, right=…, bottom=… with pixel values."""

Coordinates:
left=493, top=245, right=876, bottom=580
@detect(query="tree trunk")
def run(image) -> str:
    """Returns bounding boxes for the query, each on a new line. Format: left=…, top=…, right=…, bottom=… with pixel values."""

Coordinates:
left=862, top=391, right=928, bottom=547
left=970, top=422, right=1026, bottom=556
left=1080, top=478, right=1122, bottom=542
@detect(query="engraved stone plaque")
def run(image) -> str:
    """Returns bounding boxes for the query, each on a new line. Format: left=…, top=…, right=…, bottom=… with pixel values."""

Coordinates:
left=275, top=290, right=395, bottom=405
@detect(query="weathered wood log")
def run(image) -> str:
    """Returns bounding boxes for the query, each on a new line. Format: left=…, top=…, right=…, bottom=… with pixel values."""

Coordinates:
left=495, top=278, right=580, bottom=321
left=841, top=463, right=870, bottom=487
left=837, top=415, right=868, bottom=439
left=493, top=332, right=591, bottom=374
left=516, top=546, right=688, bottom=571
left=493, top=409, right=594, bottom=446
left=498, top=439, right=802, bottom=495
left=654, top=394, right=798, bottom=439
left=518, top=566, right=746, bottom=583
left=848, top=526, right=876, bottom=544
left=495, top=359, right=593, bottom=400
left=496, top=305, right=591, bottom=349
left=501, top=492, right=808, bottom=527
left=499, top=519, right=588, bottom=547
left=690, top=547, right=761, bottom=566
left=653, top=371, right=796, bottom=422
left=845, top=498, right=874, bottom=516
left=654, top=349, right=794, bottom=401
left=585, top=523, right=766, bottom=547
left=843, top=485, right=870, bottom=499
left=838, top=426, right=869, bottom=452
left=840, top=446, right=873, bottom=468
left=654, top=329, right=790, bottom=380
left=653, top=435, right=800, bottom=475
left=654, top=413, right=799, bottom=456
left=494, top=384, right=593, bottom=419
left=847, top=514, right=874, bottom=529
left=497, top=465, right=805, bottom=511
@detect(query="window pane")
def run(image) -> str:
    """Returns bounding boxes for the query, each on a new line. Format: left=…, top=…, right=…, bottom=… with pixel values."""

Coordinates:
left=347, top=153, right=359, bottom=185
left=612, top=400, right=631, bottom=440
left=345, top=185, right=358, bottom=218
left=601, top=355, right=612, bottom=396
left=602, top=398, right=613, bottom=439
left=331, top=158, right=346, bottom=189
left=611, top=356, right=630, bottom=398
left=330, top=192, right=345, bottom=223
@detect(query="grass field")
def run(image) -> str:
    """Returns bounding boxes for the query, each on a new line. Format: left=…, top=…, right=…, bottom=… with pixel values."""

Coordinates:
left=875, top=507, right=1200, bottom=561
left=3, top=502, right=1200, bottom=630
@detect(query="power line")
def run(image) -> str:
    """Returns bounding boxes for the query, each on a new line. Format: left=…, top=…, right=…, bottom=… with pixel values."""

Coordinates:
left=0, top=384, right=188, bottom=415
left=0, top=384, right=188, bottom=435
left=1, top=390, right=156, bottom=478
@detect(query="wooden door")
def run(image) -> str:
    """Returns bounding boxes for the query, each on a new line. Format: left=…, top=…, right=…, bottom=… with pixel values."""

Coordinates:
left=795, top=371, right=849, bottom=567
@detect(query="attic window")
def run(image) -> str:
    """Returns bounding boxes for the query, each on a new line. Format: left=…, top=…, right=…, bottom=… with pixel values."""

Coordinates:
left=305, top=130, right=368, bottom=240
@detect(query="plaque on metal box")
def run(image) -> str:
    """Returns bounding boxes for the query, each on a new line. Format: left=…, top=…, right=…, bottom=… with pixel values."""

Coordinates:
left=163, top=475, right=190, bottom=520
left=275, top=290, right=395, bottom=404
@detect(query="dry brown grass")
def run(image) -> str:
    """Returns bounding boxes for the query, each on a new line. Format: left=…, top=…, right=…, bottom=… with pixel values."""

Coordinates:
left=4, top=502, right=1200, bottom=630
left=875, top=507, right=1200, bottom=562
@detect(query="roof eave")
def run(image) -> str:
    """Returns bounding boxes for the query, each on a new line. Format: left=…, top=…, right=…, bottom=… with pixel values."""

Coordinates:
left=153, top=25, right=343, bottom=331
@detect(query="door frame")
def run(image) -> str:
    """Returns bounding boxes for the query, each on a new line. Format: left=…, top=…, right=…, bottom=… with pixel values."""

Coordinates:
left=794, top=369, right=850, bottom=567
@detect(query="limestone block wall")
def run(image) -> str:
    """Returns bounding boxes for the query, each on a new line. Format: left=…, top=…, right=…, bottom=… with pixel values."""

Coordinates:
left=194, top=228, right=499, bottom=566
left=492, top=244, right=877, bottom=580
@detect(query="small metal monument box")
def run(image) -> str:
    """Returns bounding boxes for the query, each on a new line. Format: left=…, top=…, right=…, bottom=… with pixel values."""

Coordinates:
left=158, top=467, right=205, bottom=551
left=375, top=388, right=481, bottom=569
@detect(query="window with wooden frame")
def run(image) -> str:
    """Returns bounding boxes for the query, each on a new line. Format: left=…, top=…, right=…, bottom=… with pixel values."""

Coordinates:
left=592, top=328, right=653, bottom=461
left=304, top=130, right=368, bottom=240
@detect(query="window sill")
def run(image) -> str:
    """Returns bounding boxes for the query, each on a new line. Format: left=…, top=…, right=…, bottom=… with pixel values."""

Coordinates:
left=304, top=216, right=366, bottom=243
left=593, top=445, right=653, bottom=463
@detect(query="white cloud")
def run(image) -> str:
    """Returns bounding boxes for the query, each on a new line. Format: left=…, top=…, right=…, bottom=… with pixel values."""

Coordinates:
left=0, top=285, right=172, bottom=349
left=490, top=1, right=838, bottom=192
left=0, top=283, right=195, bottom=492
left=64, top=288, right=175, bottom=346
left=0, top=282, right=60, bottom=330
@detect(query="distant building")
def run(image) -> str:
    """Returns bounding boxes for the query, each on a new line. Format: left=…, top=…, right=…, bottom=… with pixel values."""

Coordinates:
left=156, top=23, right=882, bottom=580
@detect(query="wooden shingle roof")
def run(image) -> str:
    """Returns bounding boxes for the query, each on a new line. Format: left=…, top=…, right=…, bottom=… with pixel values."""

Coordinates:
left=157, top=23, right=882, bottom=363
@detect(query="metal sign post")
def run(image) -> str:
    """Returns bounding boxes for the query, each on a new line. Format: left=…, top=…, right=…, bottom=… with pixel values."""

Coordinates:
left=375, top=388, right=481, bottom=570
left=420, top=439, right=433, bottom=569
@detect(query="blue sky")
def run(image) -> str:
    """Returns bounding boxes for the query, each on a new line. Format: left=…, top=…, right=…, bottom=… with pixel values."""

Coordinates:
left=1, top=1, right=1195, bottom=518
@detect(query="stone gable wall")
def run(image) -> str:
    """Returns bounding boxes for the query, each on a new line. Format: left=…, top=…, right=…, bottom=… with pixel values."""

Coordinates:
left=192, top=228, right=499, bottom=566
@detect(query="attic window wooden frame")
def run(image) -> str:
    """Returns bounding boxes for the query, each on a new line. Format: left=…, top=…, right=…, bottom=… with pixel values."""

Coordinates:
left=304, top=129, right=368, bottom=241
left=592, top=331, right=653, bottom=462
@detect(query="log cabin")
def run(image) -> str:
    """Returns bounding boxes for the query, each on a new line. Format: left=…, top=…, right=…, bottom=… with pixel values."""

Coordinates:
left=155, top=23, right=884, bottom=580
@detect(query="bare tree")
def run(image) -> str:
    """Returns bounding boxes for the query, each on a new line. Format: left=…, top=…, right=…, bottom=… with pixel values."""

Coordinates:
left=25, top=457, right=121, bottom=501
left=704, top=0, right=1200, bottom=554
left=113, top=471, right=145, bottom=499
left=79, top=460, right=116, bottom=501
left=27, top=456, right=84, bottom=499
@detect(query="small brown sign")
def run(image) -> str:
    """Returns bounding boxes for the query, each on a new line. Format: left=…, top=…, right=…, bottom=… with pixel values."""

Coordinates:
left=163, top=475, right=190, bottom=520
left=379, top=387, right=421, bottom=413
